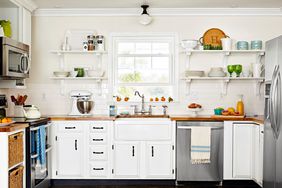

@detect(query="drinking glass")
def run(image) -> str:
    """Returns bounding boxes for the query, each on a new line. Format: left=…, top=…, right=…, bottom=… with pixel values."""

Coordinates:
left=234, top=65, right=242, bottom=77
left=227, top=65, right=235, bottom=77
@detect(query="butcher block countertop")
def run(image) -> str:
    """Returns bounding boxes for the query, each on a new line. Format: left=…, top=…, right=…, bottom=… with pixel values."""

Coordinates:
left=0, top=123, right=29, bottom=132
left=170, top=115, right=264, bottom=124
left=50, top=115, right=115, bottom=121
left=49, top=115, right=264, bottom=124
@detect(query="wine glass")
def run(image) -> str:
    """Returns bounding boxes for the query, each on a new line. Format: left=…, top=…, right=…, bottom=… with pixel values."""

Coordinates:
left=227, top=65, right=235, bottom=77
left=234, top=64, right=243, bottom=77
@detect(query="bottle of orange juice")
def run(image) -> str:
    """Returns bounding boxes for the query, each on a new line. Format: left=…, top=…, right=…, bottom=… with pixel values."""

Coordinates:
left=236, top=95, right=244, bottom=115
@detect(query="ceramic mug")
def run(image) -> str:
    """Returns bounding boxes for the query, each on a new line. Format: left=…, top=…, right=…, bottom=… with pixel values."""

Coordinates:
left=252, top=63, right=264, bottom=78
left=221, top=38, right=232, bottom=51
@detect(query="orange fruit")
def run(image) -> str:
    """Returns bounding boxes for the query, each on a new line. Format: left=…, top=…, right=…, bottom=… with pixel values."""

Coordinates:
left=7, top=118, right=12, bottom=122
left=155, top=97, right=159, bottom=102
left=150, top=98, right=154, bottom=102
left=1, top=118, right=8, bottom=123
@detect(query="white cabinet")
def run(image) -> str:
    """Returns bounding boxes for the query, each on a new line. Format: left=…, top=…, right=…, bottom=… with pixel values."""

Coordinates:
left=146, top=142, right=173, bottom=178
left=113, top=119, right=175, bottom=179
left=232, top=124, right=254, bottom=179
left=113, top=142, right=140, bottom=178
left=224, top=121, right=264, bottom=186
left=56, top=133, right=84, bottom=177
left=22, top=7, right=32, bottom=46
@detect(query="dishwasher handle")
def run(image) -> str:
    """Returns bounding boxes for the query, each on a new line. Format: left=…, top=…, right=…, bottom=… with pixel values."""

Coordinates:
left=177, top=126, right=223, bottom=130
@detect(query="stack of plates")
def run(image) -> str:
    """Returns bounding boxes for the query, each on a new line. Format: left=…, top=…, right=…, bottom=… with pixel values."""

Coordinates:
left=185, top=70, right=205, bottom=77
left=208, top=67, right=226, bottom=77
left=237, top=41, right=249, bottom=50
left=251, top=40, right=262, bottom=50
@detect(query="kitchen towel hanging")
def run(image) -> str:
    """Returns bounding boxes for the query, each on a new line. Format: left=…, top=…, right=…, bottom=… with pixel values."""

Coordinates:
left=190, top=127, right=211, bottom=164
left=37, top=125, right=46, bottom=166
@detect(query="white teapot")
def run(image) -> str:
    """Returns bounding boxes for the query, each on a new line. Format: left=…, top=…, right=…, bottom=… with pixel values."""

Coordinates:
left=24, top=105, right=41, bottom=119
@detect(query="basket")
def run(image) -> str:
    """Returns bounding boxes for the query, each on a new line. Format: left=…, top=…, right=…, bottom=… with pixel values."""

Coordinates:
left=9, top=166, right=24, bottom=188
left=9, top=132, right=24, bottom=168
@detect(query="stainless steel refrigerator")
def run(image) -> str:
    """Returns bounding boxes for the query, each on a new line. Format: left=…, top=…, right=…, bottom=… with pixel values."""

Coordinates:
left=264, top=36, right=282, bottom=188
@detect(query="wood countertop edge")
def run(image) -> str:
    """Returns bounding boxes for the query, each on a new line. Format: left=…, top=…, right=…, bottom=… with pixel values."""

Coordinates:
left=49, top=116, right=264, bottom=124
left=0, top=123, right=29, bottom=132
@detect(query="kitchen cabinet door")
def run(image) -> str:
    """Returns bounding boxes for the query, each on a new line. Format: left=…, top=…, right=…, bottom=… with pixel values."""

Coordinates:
left=113, top=142, right=140, bottom=178
left=258, top=125, right=264, bottom=186
left=22, top=8, right=31, bottom=46
left=232, top=124, right=254, bottom=179
left=56, top=133, right=84, bottom=177
left=146, top=142, right=173, bottom=178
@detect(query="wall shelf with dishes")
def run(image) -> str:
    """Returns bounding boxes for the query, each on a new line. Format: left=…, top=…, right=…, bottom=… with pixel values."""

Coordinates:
left=181, top=77, right=264, bottom=96
left=50, top=30, right=107, bottom=95
left=181, top=50, right=265, bottom=69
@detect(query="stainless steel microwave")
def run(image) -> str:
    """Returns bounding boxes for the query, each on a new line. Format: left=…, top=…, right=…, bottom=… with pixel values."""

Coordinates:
left=0, top=37, right=30, bottom=79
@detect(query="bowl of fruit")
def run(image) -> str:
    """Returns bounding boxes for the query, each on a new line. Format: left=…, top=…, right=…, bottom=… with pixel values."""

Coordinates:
left=188, top=103, right=202, bottom=117
left=0, top=117, right=14, bottom=127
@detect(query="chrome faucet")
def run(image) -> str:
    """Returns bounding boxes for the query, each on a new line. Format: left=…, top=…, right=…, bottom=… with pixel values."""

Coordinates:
left=134, top=91, right=147, bottom=114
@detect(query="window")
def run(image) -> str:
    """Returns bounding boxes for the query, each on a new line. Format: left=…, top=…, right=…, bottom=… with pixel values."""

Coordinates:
left=112, top=34, right=177, bottom=101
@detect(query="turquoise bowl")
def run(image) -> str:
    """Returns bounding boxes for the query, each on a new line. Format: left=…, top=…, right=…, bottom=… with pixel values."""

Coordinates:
left=251, top=40, right=262, bottom=50
left=237, top=41, right=249, bottom=50
left=214, top=109, right=223, bottom=115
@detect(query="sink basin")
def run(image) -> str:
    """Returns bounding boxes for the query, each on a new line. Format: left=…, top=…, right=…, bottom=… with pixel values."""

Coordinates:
left=116, top=114, right=169, bottom=118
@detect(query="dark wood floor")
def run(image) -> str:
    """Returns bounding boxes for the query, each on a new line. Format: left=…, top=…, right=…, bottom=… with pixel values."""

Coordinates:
left=51, top=182, right=261, bottom=188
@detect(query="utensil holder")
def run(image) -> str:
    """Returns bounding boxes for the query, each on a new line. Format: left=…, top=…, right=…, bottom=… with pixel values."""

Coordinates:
left=14, top=105, right=25, bottom=117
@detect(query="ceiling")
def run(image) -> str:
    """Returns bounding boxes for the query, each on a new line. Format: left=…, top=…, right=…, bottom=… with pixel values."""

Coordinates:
left=33, top=0, right=282, bottom=9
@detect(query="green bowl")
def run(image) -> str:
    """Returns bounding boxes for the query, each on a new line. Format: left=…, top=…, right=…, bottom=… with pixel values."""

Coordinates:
left=214, top=109, right=223, bottom=115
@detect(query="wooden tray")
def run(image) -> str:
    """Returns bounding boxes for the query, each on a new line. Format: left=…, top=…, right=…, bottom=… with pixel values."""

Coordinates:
left=201, top=28, right=227, bottom=46
left=211, top=115, right=245, bottom=119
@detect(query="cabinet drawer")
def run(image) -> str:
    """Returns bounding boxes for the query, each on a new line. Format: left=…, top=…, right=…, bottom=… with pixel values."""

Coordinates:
left=58, top=124, right=83, bottom=133
left=90, top=123, right=107, bottom=133
left=90, top=146, right=108, bottom=161
left=90, top=162, right=108, bottom=177
left=89, top=133, right=107, bottom=145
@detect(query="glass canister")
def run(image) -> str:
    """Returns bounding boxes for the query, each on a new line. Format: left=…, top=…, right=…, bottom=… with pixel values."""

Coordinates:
left=87, top=35, right=95, bottom=51
left=96, top=35, right=105, bottom=51
left=74, top=68, right=85, bottom=77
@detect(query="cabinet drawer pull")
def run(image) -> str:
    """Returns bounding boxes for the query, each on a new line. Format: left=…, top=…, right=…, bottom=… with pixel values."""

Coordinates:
left=151, top=146, right=154, bottom=157
left=75, top=140, right=78, bottom=150
left=93, top=168, right=104, bottom=171
left=93, top=127, right=104, bottom=130
left=132, top=146, right=135, bottom=157
left=93, top=151, right=104, bottom=154
left=92, top=139, right=104, bottom=142
left=65, top=126, right=76, bottom=129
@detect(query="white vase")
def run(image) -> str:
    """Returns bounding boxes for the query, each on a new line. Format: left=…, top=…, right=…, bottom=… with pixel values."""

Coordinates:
left=14, top=105, right=25, bottom=117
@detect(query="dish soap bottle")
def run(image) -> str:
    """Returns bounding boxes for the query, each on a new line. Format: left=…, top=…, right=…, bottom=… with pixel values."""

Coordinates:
left=236, top=95, right=244, bottom=115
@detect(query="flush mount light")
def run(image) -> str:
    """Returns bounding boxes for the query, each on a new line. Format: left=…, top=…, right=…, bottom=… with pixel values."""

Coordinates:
left=139, top=4, right=153, bottom=25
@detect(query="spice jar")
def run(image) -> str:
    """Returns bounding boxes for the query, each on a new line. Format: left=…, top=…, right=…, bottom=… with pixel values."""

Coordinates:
left=83, top=42, right=88, bottom=51
left=96, top=35, right=105, bottom=51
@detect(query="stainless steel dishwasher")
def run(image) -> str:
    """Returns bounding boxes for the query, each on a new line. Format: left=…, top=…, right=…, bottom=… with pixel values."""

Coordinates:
left=176, top=121, right=223, bottom=182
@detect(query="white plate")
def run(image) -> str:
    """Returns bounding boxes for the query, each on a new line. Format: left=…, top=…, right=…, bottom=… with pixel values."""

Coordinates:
left=65, top=30, right=96, bottom=50
left=0, top=121, right=15, bottom=127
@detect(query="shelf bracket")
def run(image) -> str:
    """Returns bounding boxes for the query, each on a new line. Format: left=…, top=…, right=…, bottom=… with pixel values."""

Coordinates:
left=185, top=51, right=192, bottom=70
left=97, top=79, right=102, bottom=96
left=185, top=79, right=192, bottom=95
left=221, top=79, right=230, bottom=96
left=222, top=51, right=230, bottom=69
left=57, top=53, right=65, bottom=70
left=256, top=52, right=265, bottom=64
left=255, top=79, right=264, bottom=96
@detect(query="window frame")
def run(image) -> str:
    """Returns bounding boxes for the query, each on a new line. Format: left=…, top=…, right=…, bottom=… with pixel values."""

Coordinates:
left=109, top=33, right=179, bottom=102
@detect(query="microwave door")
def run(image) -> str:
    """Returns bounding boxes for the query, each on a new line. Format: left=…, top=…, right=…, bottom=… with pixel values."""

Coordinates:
left=3, top=45, right=29, bottom=78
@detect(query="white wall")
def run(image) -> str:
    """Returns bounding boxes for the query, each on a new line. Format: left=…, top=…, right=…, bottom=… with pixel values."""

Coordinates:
left=7, top=15, right=282, bottom=116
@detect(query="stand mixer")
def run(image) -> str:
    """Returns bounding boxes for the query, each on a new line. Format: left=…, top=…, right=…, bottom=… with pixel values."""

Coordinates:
left=69, top=90, right=94, bottom=116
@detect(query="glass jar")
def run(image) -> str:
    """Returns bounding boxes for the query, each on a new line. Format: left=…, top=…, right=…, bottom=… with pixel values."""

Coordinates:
left=96, top=35, right=105, bottom=51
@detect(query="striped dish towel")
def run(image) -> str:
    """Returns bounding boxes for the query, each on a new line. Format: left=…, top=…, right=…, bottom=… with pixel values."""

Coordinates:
left=190, top=126, right=211, bottom=164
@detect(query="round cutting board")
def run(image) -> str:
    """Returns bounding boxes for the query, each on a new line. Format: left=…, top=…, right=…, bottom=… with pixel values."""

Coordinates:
left=202, top=28, right=227, bottom=46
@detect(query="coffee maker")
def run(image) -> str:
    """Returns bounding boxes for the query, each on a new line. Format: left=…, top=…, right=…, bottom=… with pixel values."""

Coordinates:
left=69, top=90, right=94, bottom=116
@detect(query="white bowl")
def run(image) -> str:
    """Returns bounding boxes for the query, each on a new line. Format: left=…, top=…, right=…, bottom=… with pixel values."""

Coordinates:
left=181, top=40, right=198, bottom=50
left=86, top=70, right=105, bottom=77
left=69, top=71, right=78, bottom=77
left=185, top=70, right=205, bottom=77
left=53, top=71, right=70, bottom=77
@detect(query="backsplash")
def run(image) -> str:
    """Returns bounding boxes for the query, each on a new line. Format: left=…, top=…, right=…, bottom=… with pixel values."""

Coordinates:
left=5, top=14, right=280, bottom=116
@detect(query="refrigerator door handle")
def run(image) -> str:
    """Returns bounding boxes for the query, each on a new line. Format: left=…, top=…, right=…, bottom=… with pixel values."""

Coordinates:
left=269, top=65, right=279, bottom=137
left=275, top=70, right=282, bottom=136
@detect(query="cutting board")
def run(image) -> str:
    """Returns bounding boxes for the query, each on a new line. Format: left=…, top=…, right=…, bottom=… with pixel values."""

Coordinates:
left=211, top=115, right=245, bottom=119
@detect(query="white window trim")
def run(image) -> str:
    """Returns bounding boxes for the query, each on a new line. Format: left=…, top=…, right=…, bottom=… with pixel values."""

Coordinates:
left=108, top=32, right=179, bottom=102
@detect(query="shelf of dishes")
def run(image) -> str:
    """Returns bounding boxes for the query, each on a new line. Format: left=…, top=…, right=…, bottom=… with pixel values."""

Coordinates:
left=181, top=77, right=264, bottom=96
left=181, top=49, right=265, bottom=55
left=50, top=77, right=107, bottom=80
left=50, top=50, right=107, bottom=55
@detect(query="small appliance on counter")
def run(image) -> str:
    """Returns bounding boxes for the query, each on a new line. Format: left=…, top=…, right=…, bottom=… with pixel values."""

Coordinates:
left=69, top=90, right=94, bottom=116
left=0, top=94, right=7, bottom=117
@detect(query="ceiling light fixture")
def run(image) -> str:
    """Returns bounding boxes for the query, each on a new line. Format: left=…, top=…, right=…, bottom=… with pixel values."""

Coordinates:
left=139, top=4, right=153, bottom=25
